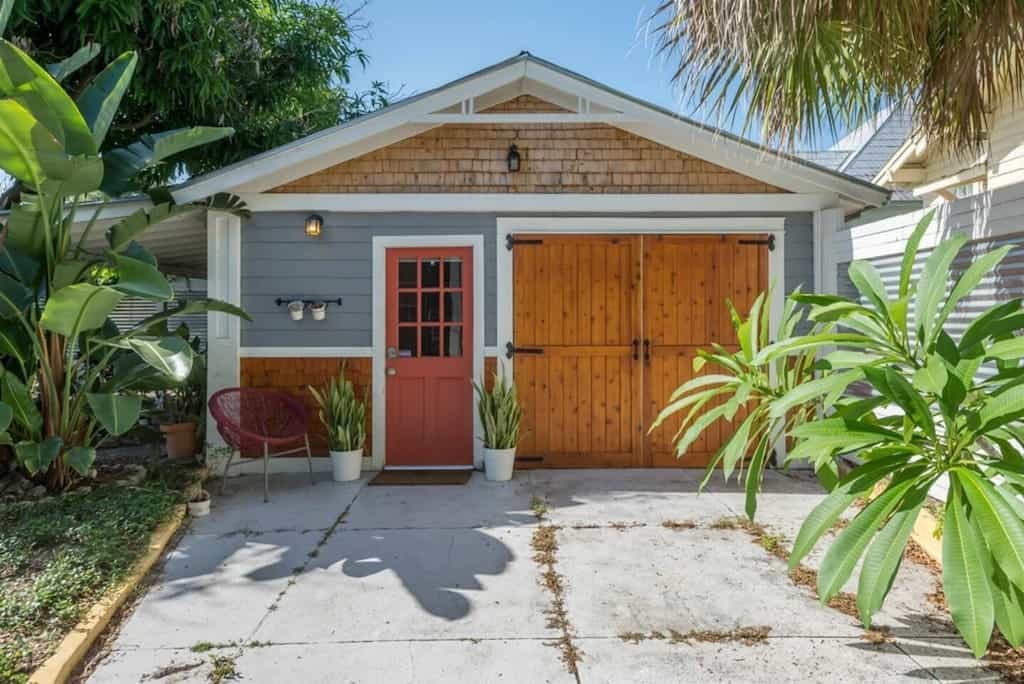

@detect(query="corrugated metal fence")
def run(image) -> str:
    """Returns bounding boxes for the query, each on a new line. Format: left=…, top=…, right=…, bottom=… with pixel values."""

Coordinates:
left=110, top=279, right=208, bottom=350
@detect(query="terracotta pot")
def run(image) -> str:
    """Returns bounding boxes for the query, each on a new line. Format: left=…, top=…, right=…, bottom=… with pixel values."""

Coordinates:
left=160, top=422, right=198, bottom=459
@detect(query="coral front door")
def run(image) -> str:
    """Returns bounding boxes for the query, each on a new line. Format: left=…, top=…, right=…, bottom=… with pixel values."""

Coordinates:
left=385, top=248, right=474, bottom=467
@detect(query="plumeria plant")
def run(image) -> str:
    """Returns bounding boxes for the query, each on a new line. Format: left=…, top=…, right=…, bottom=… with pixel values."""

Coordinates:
left=659, top=209, right=1024, bottom=656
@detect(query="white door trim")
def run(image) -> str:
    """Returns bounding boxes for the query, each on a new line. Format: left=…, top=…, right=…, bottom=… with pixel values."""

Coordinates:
left=371, top=235, right=486, bottom=470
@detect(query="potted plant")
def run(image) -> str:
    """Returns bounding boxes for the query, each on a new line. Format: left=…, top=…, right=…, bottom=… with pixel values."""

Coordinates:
left=310, top=301, right=327, bottom=320
left=158, top=334, right=206, bottom=460
left=188, top=489, right=211, bottom=517
left=309, top=366, right=366, bottom=482
left=288, top=300, right=305, bottom=320
left=473, top=368, right=522, bottom=481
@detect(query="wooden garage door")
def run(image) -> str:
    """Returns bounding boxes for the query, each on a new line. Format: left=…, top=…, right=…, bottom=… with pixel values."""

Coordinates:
left=512, top=235, right=642, bottom=467
left=643, top=235, right=769, bottom=467
left=511, top=233, right=769, bottom=468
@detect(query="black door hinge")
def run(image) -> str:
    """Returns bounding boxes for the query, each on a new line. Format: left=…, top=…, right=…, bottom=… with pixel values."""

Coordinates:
left=738, top=235, right=776, bottom=251
left=506, top=235, right=544, bottom=250
left=505, top=342, right=544, bottom=359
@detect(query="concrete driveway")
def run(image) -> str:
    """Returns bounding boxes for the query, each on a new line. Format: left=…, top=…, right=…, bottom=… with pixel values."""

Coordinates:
left=83, top=470, right=995, bottom=683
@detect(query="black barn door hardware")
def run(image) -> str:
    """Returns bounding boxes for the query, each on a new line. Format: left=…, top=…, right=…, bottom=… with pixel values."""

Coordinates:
left=505, top=342, right=544, bottom=359
left=737, top=235, right=776, bottom=251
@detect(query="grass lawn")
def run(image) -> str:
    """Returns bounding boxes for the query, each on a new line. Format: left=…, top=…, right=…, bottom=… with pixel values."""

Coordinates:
left=0, top=476, right=184, bottom=683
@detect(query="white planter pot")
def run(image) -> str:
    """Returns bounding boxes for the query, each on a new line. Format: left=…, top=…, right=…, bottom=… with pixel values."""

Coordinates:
left=288, top=301, right=304, bottom=320
left=188, top=499, right=211, bottom=517
left=330, top=449, right=363, bottom=482
left=311, top=305, right=326, bottom=321
left=483, top=447, right=516, bottom=481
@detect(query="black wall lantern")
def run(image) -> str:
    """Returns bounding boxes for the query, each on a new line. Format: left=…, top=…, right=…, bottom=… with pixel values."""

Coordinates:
left=507, top=144, right=521, bottom=172
left=304, top=213, right=323, bottom=238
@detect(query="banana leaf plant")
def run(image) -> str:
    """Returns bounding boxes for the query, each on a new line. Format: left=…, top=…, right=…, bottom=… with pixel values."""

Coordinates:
left=0, top=2, right=249, bottom=489
left=659, top=208, right=1024, bottom=657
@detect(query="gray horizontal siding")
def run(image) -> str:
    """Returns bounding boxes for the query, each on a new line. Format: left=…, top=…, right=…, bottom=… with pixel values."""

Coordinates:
left=241, top=211, right=814, bottom=349
left=241, top=213, right=497, bottom=347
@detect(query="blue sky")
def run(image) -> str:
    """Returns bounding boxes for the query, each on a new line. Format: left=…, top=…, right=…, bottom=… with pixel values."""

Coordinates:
left=346, top=0, right=841, bottom=149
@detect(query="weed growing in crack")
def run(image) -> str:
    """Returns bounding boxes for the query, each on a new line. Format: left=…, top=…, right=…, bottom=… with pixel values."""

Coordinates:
left=861, top=627, right=893, bottom=644
left=531, top=525, right=581, bottom=676
left=661, top=520, right=697, bottom=530
left=619, top=627, right=770, bottom=646
left=208, top=654, right=238, bottom=683
left=531, top=496, right=548, bottom=519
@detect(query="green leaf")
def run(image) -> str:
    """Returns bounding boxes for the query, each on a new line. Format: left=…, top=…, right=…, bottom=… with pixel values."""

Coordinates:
left=770, top=369, right=864, bottom=418
left=76, top=52, right=137, bottom=147
left=993, top=564, right=1024, bottom=648
left=818, top=473, right=923, bottom=603
left=978, top=385, right=1024, bottom=433
left=957, top=469, right=1024, bottom=589
left=0, top=400, right=11, bottom=433
left=789, top=455, right=916, bottom=569
left=961, top=300, right=1023, bottom=351
left=912, top=356, right=949, bottom=395
left=101, top=126, right=233, bottom=196
left=987, top=337, right=1024, bottom=361
left=915, top=233, right=967, bottom=349
left=744, top=440, right=769, bottom=519
left=126, top=336, right=194, bottom=382
left=0, top=369, right=41, bottom=436
left=40, top=283, right=123, bottom=338
left=880, top=368, right=935, bottom=440
left=86, top=393, right=142, bottom=436
left=857, top=488, right=927, bottom=628
left=0, top=41, right=96, bottom=156
left=0, top=271, right=31, bottom=318
left=63, top=446, right=96, bottom=476
left=899, top=210, right=934, bottom=297
left=105, top=203, right=198, bottom=252
left=936, top=245, right=1012, bottom=335
left=14, top=437, right=61, bottom=475
left=47, top=43, right=100, bottom=82
left=847, top=260, right=890, bottom=319
left=0, top=99, right=62, bottom=187
left=107, top=251, right=172, bottom=300
left=0, top=0, right=12, bottom=36
left=944, top=482, right=995, bottom=658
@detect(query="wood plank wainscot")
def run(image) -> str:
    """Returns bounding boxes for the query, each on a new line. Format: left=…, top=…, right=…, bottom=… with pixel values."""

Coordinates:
left=240, top=357, right=372, bottom=456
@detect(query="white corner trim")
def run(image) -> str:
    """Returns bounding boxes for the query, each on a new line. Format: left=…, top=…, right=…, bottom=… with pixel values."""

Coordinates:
left=206, top=211, right=242, bottom=450
left=813, top=208, right=843, bottom=294
left=484, top=345, right=500, bottom=357
left=495, top=217, right=787, bottom=388
left=239, top=192, right=839, bottom=214
left=240, top=346, right=374, bottom=358
left=371, top=235, right=486, bottom=470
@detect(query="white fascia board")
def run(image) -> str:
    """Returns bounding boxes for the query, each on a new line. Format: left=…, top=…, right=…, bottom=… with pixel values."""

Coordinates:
left=524, top=60, right=888, bottom=208
left=172, top=61, right=528, bottom=204
left=239, top=192, right=840, bottom=214
left=413, top=113, right=630, bottom=124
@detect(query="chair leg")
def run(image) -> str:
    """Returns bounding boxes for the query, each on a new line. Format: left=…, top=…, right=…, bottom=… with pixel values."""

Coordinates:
left=304, top=433, right=314, bottom=485
left=263, top=442, right=270, bottom=503
left=221, top=448, right=235, bottom=495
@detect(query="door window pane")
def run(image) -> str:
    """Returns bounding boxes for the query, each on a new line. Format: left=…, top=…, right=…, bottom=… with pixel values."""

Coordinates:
left=444, top=326, right=462, bottom=357
left=444, top=258, right=463, bottom=288
left=398, top=327, right=417, bottom=357
left=421, top=292, right=440, bottom=322
left=443, top=292, right=463, bottom=322
left=398, top=293, right=417, bottom=322
left=421, top=326, right=441, bottom=357
left=421, top=259, right=440, bottom=288
left=398, top=260, right=417, bottom=289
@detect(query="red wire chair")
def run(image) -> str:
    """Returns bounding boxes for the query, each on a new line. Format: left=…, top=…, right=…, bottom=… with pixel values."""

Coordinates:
left=208, top=388, right=314, bottom=502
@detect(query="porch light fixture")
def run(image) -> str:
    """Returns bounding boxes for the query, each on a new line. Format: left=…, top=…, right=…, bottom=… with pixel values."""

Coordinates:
left=304, top=214, right=323, bottom=238
left=507, top=144, right=521, bottom=172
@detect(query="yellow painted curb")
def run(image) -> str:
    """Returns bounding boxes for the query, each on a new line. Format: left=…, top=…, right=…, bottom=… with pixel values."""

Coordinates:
left=911, top=506, right=943, bottom=566
left=29, top=504, right=188, bottom=684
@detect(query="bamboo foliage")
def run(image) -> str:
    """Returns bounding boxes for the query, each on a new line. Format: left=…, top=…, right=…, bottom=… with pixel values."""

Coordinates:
left=308, top=366, right=366, bottom=452
left=473, top=367, right=522, bottom=449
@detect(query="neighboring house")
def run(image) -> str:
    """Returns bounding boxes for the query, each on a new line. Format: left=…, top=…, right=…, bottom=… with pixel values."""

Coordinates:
left=801, top=105, right=915, bottom=183
left=163, top=52, right=887, bottom=472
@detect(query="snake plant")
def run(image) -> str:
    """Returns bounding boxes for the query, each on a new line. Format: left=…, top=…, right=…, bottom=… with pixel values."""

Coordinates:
left=309, top=366, right=366, bottom=452
left=473, top=367, right=522, bottom=449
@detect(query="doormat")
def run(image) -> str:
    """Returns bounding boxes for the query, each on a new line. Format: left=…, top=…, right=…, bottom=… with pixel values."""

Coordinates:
left=368, top=470, right=474, bottom=486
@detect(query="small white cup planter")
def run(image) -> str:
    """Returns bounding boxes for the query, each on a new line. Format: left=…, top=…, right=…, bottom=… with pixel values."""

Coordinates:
left=311, top=302, right=327, bottom=320
left=483, top=447, right=516, bottom=481
left=330, top=449, right=363, bottom=482
left=288, top=300, right=305, bottom=320
left=188, top=494, right=211, bottom=517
